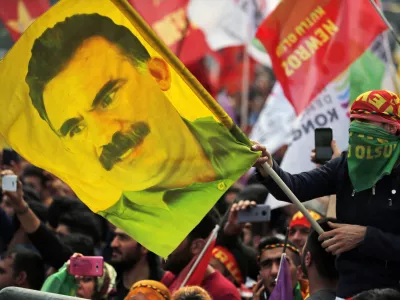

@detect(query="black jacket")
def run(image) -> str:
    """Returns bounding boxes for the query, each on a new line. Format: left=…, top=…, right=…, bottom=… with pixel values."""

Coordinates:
left=257, top=152, right=400, bottom=298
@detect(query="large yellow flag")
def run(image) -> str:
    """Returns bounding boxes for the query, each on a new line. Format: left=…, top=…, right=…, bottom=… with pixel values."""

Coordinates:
left=0, top=0, right=259, bottom=257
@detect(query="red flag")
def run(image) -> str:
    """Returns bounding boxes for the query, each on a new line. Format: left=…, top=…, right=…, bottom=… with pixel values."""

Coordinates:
left=256, top=0, right=388, bottom=115
left=129, top=0, right=210, bottom=65
left=0, top=0, right=50, bottom=41
left=166, top=227, right=218, bottom=292
left=217, top=46, right=257, bottom=94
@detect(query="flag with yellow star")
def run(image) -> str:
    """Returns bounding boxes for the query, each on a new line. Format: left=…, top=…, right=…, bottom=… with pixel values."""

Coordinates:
left=0, top=0, right=259, bottom=257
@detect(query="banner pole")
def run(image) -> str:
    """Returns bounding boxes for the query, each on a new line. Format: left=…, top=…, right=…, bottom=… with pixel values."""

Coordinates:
left=240, top=44, right=250, bottom=131
left=369, top=0, right=400, bottom=47
left=262, top=163, right=324, bottom=234
left=240, top=5, right=254, bottom=131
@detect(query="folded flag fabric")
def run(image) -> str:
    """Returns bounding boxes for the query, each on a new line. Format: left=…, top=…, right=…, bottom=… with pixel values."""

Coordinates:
left=0, top=0, right=259, bottom=257
left=269, top=253, right=293, bottom=300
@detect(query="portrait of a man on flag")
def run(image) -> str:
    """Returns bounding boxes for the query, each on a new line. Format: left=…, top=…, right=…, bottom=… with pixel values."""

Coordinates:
left=25, top=13, right=233, bottom=198
left=0, top=1, right=259, bottom=257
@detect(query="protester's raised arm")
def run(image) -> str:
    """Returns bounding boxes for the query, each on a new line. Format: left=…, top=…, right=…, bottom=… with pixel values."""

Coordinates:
left=254, top=151, right=344, bottom=202
left=2, top=169, right=73, bottom=268
left=1, top=170, right=40, bottom=233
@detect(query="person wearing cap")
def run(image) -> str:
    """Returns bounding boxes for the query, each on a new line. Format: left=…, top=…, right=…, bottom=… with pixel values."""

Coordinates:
left=252, top=90, right=400, bottom=298
left=288, top=210, right=322, bottom=250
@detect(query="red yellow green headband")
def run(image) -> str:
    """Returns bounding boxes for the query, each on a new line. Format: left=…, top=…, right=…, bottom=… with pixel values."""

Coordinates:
left=262, top=243, right=300, bottom=254
left=212, top=246, right=244, bottom=285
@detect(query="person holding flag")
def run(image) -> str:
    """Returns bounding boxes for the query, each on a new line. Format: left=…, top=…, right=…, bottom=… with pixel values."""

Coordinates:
left=253, top=90, right=400, bottom=298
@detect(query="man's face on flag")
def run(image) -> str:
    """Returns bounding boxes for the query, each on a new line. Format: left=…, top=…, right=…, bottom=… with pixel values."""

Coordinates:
left=259, top=248, right=299, bottom=294
left=32, top=23, right=190, bottom=191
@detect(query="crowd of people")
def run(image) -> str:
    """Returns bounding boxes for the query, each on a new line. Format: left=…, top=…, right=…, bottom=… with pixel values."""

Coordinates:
left=0, top=153, right=325, bottom=300
left=1, top=90, right=400, bottom=300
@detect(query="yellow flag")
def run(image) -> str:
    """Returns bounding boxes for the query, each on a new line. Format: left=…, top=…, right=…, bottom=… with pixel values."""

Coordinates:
left=0, top=0, right=259, bottom=257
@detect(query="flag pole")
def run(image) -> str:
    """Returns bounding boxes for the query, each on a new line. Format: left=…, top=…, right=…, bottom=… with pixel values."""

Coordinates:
left=282, top=227, right=289, bottom=254
left=180, top=225, right=220, bottom=288
left=369, top=0, right=400, bottom=47
left=110, top=0, right=324, bottom=235
left=240, top=45, right=250, bottom=131
left=381, top=28, right=400, bottom=95
left=261, top=163, right=324, bottom=234
left=240, top=6, right=252, bottom=131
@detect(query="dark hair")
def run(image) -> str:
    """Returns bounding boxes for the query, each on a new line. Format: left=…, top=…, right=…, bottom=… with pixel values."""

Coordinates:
left=235, top=184, right=268, bottom=204
left=8, top=247, right=45, bottom=290
left=60, top=233, right=95, bottom=256
left=303, top=218, right=339, bottom=281
left=353, top=288, right=400, bottom=300
left=47, top=196, right=88, bottom=228
left=188, top=208, right=220, bottom=240
left=258, top=236, right=301, bottom=266
left=58, top=210, right=101, bottom=244
left=22, top=165, right=48, bottom=188
left=26, top=13, right=151, bottom=128
left=22, top=186, right=42, bottom=203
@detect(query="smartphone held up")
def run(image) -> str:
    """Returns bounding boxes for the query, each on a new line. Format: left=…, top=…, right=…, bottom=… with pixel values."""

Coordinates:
left=314, top=128, right=333, bottom=165
left=69, top=256, right=104, bottom=277
left=237, top=205, right=271, bottom=223
left=2, top=174, right=17, bottom=192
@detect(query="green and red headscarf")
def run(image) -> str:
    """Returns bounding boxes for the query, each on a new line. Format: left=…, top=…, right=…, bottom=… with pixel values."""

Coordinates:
left=348, top=90, right=400, bottom=192
left=350, top=90, right=400, bottom=129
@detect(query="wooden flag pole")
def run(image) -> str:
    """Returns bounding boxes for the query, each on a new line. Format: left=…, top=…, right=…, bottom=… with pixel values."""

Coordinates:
left=111, top=0, right=324, bottom=235
left=261, top=163, right=324, bottom=234
left=240, top=6, right=253, bottom=131
left=369, top=0, right=400, bottom=47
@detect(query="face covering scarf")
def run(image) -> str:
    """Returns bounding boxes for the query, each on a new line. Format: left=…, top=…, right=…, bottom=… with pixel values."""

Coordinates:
left=348, top=120, right=400, bottom=192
